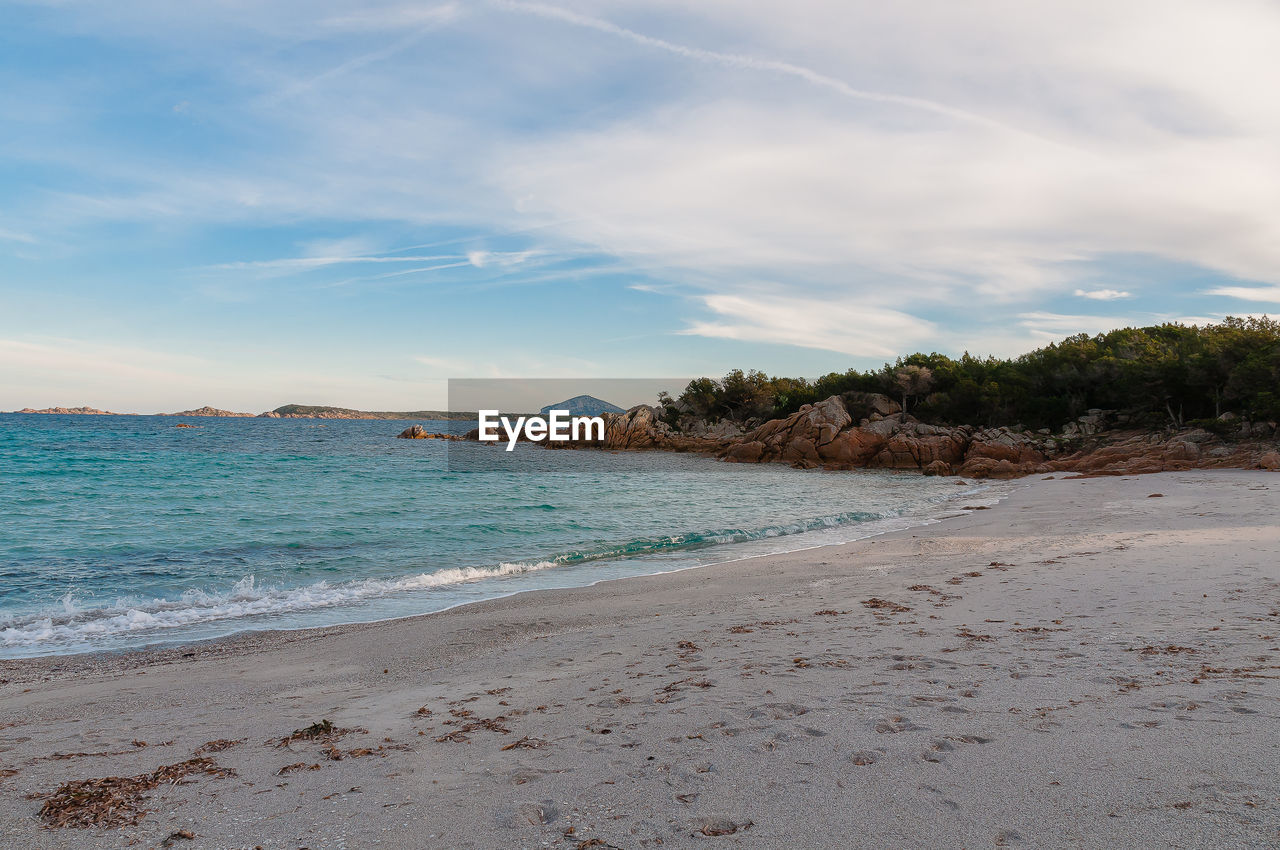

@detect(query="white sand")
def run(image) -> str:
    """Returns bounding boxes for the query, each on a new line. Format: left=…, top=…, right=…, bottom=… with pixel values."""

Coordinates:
left=1, top=470, right=1278, bottom=848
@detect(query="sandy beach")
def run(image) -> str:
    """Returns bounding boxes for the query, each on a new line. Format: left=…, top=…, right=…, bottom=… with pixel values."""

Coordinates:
left=1, top=470, right=1278, bottom=848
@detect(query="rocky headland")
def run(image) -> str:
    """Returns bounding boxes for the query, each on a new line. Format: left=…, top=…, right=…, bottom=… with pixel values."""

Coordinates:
left=443, top=392, right=1280, bottom=479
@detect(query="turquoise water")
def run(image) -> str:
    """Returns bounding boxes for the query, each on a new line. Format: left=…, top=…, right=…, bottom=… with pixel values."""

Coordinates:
left=0, top=414, right=984, bottom=658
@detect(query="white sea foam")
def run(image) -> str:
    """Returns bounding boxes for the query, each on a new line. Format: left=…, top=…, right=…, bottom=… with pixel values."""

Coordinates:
left=0, top=560, right=559, bottom=650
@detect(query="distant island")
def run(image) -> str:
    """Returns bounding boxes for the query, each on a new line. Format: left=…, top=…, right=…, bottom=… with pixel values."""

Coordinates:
left=257, top=404, right=472, bottom=420
left=539, top=395, right=625, bottom=418
left=14, top=406, right=124, bottom=415
left=159, top=406, right=254, bottom=418
left=9, top=404, right=473, bottom=420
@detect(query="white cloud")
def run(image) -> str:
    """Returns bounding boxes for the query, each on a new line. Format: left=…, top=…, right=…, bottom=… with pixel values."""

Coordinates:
left=11, top=0, right=1280, bottom=380
left=1074, top=288, right=1132, bottom=301
left=1017, top=312, right=1136, bottom=339
left=466, top=250, right=536, bottom=268
left=1205, top=286, right=1280, bottom=303
left=681, top=292, right=936, bottom=358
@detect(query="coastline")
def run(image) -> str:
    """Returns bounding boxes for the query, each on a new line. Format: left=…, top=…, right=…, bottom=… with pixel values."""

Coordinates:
left=0, top=465, right=1004, bottom=661
left=2, top=470, right=1277, bottom=847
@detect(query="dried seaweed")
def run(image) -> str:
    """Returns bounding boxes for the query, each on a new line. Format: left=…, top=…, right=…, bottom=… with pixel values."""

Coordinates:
left=274, top=719, right=364, bottom=748
left=500, top=736, right=547, bottom=751
left=37, top=758, right=234, bottom=830
left=275, top=762, right=320, bottom=775
left=861, top=598, right=911, bottom=613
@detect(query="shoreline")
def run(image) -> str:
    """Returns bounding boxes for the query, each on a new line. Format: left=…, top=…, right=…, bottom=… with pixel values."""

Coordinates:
left=0, top=475, right=1012, bottom=670
left=2, top=470, right=1277, bottom=847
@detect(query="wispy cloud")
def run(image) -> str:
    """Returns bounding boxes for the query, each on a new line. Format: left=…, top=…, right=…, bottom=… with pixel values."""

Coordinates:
left=322, top=3, right=461, bottom=32
left=266, top=4, right=460, bottom=103
left=1205, top=286, right=1280, bottom=303
left=681, top=292, right=936, bottom=358
left=1074, top=288, right=1132, bottom=301
left=0, top=227, right=37, bottom=244
left=207, top=255, right=464, bottom=271
left=1018, top=311, right=1136, bottom=339
left=496, top=1, right=1040, bottom=139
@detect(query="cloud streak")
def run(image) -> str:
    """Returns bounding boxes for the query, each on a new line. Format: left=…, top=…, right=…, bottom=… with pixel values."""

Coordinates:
left=1206, top=286, right=1280, bottom=304
left=265, top=3, right=460, bottom=104
left=497, top=0, right=1042, bottom=140
left=681, top=293, right=936, bottom=359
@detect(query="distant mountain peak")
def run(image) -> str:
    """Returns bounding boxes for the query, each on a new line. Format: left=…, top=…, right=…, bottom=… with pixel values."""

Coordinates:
left=539, top=395, right=625, bottom=417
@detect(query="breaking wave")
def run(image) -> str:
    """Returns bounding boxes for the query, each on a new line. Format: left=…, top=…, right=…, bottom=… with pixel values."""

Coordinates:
left=0, top=508, right=893, bottom=652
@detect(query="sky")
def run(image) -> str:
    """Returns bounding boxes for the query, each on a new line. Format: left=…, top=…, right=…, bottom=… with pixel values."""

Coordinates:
left=3, top=0, right=1279, bottom=412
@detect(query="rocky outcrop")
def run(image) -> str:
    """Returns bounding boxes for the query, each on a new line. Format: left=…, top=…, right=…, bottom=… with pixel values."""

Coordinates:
left=1042, top=430, right=1279, bottom=477
left=163, top=406, right=253, bottom=417
left=14, top=406, right=121, bottom=415
left=397, top=424, right=463, bottom=440
left=717, top=396, right=1047, bottom=476
left=705, top=396, right=1280, bottom=479
left=555, top=405, right=728, bottom=453
left=445, top=393, right=1280, bottom=480
left=457, top=405, right=729, bottom=452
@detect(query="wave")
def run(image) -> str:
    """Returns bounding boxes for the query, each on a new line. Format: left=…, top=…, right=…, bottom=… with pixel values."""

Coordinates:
left=0, top=505, right=923, bottom=652
left=0, top=562, right=560, bottom=650
left=546, top=509, right=884, bottom=564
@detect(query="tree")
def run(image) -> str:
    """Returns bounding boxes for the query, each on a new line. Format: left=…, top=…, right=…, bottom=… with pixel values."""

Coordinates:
left=893, top=365, right=934, bottom=415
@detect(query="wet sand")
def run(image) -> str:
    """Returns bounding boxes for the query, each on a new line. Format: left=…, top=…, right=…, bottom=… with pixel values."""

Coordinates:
left=1, top=470, right=1278, bottom=848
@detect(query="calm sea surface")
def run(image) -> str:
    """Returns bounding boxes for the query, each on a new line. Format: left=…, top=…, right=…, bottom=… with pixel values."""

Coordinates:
left=0, top=414, right=991, bottom=657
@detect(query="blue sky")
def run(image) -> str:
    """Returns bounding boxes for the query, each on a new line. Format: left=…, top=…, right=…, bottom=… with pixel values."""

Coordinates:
left=3, top=1, right=1279, bottom=412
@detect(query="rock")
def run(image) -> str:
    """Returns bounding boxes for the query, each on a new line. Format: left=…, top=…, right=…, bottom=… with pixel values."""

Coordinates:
left=781, top=436, right=820, bottom=466
left=1062, top=409, right=1115, bottom=437
left=703, top=419, right=746, bottom=440
left=722, top=441, right=765, bottom=463
left=957, top=457, right=1025, bottom=479
left=1258, top=451, right=1280, bottom=470
left=1243, top=421, right=1274, bottom=439
left=397, top=425, right=463, bottom=440
left=818, top=428, right=886, bottom=467
left=842, top=392, right=901, bottom=419
left=733, top=396, right=854, bottom=464
left=922, top=459, right=951, bottom=476
left=966, top=427, right=1045, bottom=465
left=550, top=405, right=727, bottom=453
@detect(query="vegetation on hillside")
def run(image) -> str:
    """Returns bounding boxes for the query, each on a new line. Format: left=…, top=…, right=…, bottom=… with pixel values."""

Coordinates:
left=658, top=317, right=1280, bottom=432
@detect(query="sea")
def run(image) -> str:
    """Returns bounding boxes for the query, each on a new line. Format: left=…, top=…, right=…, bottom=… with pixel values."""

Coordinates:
left=0, top=414, right=997, bottom=658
